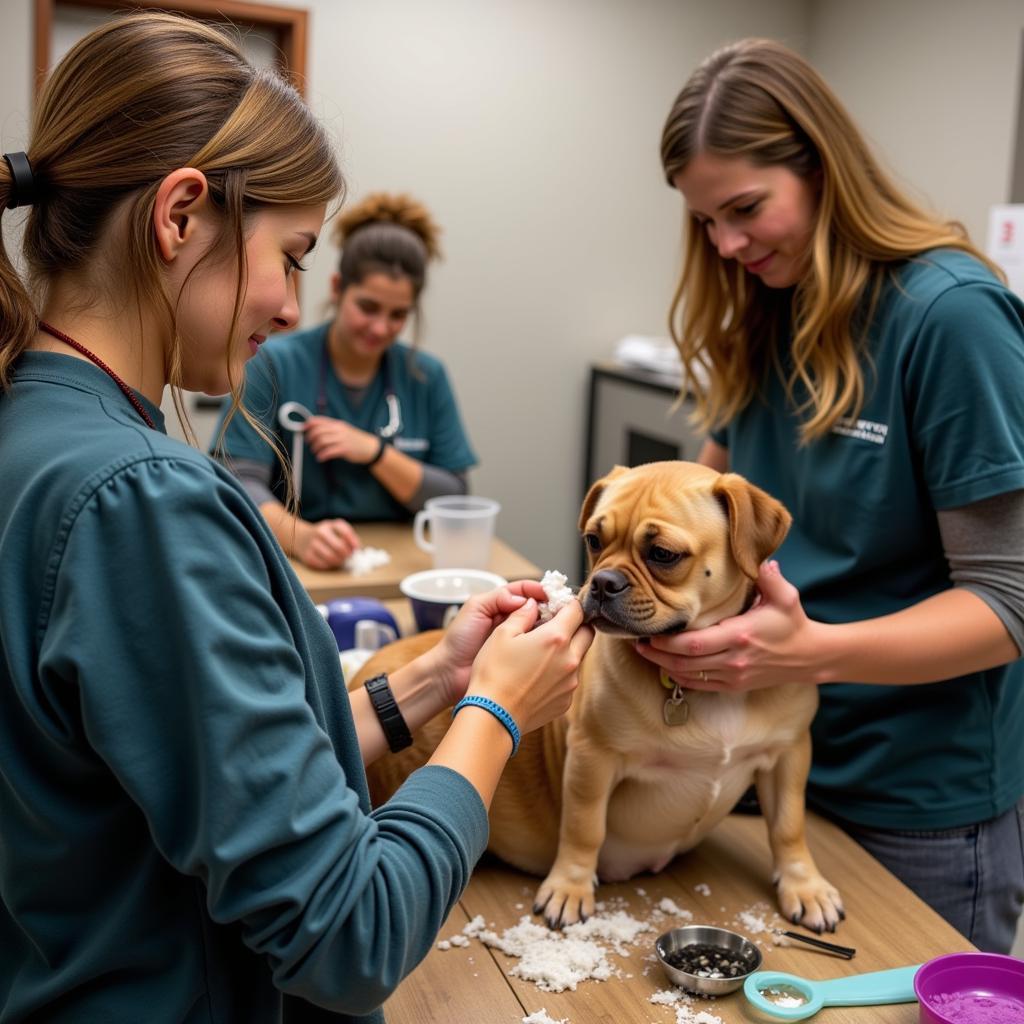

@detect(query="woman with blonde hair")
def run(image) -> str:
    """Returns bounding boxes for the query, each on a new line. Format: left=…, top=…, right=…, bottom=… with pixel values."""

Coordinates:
left=0, top=13, right=592, bottom=1021
left=215, top=192, right=476, bottom=570
left=636, top=38, right=1024, bottom=952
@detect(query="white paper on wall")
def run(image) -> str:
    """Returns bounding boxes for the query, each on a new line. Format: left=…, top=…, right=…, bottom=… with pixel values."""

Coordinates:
left=986, top=204, right=1024, bottom=298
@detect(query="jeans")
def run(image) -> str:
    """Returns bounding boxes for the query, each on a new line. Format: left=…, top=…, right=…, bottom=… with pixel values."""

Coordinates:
left=837, top=797, right=1024, bottom=954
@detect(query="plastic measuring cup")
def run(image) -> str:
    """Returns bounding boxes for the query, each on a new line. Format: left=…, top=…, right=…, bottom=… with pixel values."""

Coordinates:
left=743, top=964, right=922, bottom=1020
left=413, top=495, right=500, bottom=570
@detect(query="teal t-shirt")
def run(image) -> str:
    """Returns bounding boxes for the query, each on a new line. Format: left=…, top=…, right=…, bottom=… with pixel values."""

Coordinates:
left=0, top=353, right=488, bottom=1022
left=712, top=250, right=1024, bottom=830
left=212, top=323, right=477, bottom=521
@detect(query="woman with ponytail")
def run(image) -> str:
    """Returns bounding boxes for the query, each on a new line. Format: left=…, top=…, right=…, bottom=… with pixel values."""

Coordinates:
left=214, top=192, right=477, bottom=570
left=635, top=38, right=1024, bottom=954
left=0, top=14, right=591, bottom=1022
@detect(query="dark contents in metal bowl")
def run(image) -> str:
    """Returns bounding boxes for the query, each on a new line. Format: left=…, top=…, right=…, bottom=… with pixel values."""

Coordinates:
left=662, top=941, right=758, bottom=979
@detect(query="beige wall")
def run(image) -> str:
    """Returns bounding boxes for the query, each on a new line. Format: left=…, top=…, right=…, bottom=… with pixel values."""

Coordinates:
left=808, top=0, right=1024, bottom=246
left=3, top=0, right=1022, bottom=578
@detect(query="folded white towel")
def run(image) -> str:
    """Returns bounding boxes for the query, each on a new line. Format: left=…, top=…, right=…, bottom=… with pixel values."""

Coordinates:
left=613, top=335, right=681, bottom=377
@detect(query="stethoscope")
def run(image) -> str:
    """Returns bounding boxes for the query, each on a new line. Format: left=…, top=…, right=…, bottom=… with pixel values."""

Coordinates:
left=278, top=336, right=402, bottom=496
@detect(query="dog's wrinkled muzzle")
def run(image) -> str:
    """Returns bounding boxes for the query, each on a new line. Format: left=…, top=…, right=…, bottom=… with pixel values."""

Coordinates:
left=581, top=568, right=688, bottom=636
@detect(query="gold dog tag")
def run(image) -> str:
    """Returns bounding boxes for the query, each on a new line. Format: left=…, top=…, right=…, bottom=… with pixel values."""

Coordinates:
left=663, top=686, right=689, bottom=726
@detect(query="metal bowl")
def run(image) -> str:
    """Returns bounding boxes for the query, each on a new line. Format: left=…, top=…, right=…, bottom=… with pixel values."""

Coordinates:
left=655, top=924, right=764, bottom=996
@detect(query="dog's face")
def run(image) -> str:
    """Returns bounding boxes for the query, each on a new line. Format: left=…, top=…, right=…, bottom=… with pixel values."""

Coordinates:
left=577, top=461, right=791, bottom=638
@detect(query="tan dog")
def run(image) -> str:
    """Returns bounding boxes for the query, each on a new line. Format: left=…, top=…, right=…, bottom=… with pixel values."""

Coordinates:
left=353, top=461, right=843, bottom=932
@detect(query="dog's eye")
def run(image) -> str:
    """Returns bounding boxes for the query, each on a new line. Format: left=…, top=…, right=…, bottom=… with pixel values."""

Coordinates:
left=584, top=533, right=601, bottom=552
left=647, top=545, right=683, bottom=566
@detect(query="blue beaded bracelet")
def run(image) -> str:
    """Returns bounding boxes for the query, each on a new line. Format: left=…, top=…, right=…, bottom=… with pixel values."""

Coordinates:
left=451, top=695, right=521, bottom=756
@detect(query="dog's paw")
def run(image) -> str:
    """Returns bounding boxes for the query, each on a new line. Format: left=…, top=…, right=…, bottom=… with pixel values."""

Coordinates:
left=533, top=869, right=597, bottom=929
left=774, top=864, right=844, bottom=933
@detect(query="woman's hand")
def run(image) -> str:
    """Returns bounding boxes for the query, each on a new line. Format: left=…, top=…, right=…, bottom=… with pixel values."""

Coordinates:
left=304, top=416, right=380, bottom=465
left=422, top=592, right=593, bottom=805
left=463, top=596, right=594, bottom=736
left=429, top=580, right=549, bottom=705
left=293, top=517, right=360, bottom=569
left=633, top=560, right=826, bottom=691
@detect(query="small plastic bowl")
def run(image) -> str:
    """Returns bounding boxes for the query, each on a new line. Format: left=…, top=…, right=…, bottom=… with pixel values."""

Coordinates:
left=399, top=569, right=507, bottom=632
left=914, top=951, right=1024, bottom=1023
left=656, top=925, right=763, bottom=996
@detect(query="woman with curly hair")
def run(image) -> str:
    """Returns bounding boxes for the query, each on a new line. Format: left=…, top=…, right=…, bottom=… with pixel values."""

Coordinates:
left=214, top=192, right=476, bottom=569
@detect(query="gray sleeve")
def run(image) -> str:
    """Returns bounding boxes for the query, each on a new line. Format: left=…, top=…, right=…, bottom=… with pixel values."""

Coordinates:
left=224, top=457, right=277, bottom=509
left=938, top=490, right=1024, bottom=656
left=405, top=464, right=468, bottom=512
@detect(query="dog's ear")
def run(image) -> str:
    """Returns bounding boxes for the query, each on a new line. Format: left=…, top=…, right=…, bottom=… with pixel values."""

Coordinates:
left=578, top=465, right=629, bottom=532
left=711, top=473, right=792, bottom=580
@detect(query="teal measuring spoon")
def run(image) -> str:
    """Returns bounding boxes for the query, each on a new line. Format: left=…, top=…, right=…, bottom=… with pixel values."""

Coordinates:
left=743, top=964, right=922, bottom=1020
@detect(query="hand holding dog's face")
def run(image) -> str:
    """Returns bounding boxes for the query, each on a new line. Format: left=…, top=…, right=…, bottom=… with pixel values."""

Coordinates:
left=577, top=462, right=791, bottom=638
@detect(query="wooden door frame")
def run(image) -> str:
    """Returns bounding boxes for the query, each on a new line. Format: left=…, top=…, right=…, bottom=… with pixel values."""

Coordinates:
left=33, top=0, right=308, bottom=96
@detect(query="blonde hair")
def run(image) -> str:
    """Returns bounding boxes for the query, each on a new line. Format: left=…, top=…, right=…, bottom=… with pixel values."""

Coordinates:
left=660, top=38, right=1000, bottom=443
left=332, top=192, right=442, bottom=301
left=0, top=10, right=343, bottom=457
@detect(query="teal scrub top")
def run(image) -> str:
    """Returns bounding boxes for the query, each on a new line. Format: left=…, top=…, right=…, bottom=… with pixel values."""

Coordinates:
left=0, top=352, right=488, bottom=1023
left=712, top=250, right=1024, bottom=830
left=212, top=323, right=477, bottom=521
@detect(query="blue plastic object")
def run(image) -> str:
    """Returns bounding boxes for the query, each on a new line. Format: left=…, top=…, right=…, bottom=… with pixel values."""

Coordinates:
left=321, top=597, right=399, bottom=651
left=743, top=964, right=922, bottom=1020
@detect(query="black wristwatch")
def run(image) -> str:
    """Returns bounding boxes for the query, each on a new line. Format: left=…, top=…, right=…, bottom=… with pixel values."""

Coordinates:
left=364, top=673, right=413, bottom=752
left=365, top=436, right=389, bottom=467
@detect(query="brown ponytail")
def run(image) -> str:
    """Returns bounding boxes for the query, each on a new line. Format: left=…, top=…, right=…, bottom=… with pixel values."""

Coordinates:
left=0, top=156, right=42, bottom=389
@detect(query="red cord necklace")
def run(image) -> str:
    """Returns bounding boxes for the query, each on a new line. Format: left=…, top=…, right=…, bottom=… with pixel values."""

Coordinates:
left=39, top=321, right=157, bottom=430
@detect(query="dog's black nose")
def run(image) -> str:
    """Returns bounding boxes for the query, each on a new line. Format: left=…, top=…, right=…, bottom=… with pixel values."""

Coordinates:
left=589, top=568, right=630, bottom=601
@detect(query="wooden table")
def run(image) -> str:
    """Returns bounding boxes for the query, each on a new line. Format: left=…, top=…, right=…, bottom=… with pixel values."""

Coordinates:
left=384, top=813, right=973, bottom=1023
left=291, top=522, right=542, bottom=602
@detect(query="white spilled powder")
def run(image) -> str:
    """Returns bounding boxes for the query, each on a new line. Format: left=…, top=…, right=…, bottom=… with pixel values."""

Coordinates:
left=463, top=911, right=651, bottom=992
left=463, top=914, right=489, bottom=938
left=514, top=934, right=613, bottom=992
left=537, top=570, right=575, bottom=622
left=522, top=1011, right=569, bottom=1024
left=649, top=989, right=725, bottom=1024
left=566, top=910, right=653, bottom=956
left=450, top=901, right=759, bottom=1020
left=651, top=988, right=686, bottom=1006
left=344, top=546, right=390, bottom=576
left=734, top=903, right=776, bottom=935
left=693, top=883, right=711, bottom=897
left=474, top=916, right=611, bottom=992
left=656, top=897, right=694, bottom=921
left=677, top=1009, right=726, bottom=1024
left=596, top=895, right=632, bottom=913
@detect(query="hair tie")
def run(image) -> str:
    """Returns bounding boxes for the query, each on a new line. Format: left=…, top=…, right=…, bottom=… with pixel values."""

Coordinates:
left=2, top=152, right=36, bottom=210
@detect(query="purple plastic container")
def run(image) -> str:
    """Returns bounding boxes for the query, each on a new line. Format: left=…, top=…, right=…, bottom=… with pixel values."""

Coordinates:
left=914, top=952, right=1024, bottom=1024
